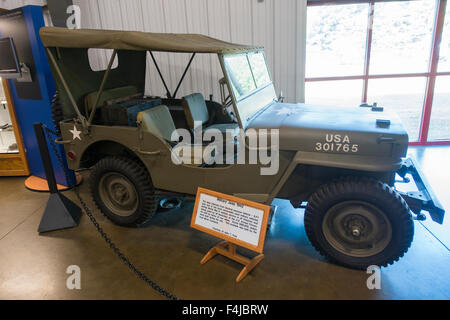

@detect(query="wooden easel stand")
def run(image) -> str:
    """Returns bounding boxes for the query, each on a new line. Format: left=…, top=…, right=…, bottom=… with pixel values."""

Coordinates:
left=200, top=240, right=264, bottom=283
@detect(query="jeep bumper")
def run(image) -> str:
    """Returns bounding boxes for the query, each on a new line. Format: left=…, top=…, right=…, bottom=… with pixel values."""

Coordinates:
left=397, top=157, right=445, bottom=224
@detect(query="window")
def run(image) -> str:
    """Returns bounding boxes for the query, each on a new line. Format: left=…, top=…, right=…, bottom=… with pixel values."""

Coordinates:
left=223, top=52, right=271, bottom=101
left=369, top=1, right=435, bottom=74
left=248, top=52, right=271, bottom=88
left=437, top=2, right=450, bottom=72
left=88, top=48, right=118, bottom=72
left=428, top=76, right=450, bottom=140
left=306, top=0, right=450, bottom=145
left=306, top=80, right=363, bottom=107
left=367, top=77, right=427, bottom=141
left=306, top=3, right=368, bottom=77
left=224, top=54, right=256, bottom=99
left=429, top=3, right=450, bottom=141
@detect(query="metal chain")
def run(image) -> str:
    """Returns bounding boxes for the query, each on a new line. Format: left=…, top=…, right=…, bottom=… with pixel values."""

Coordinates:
left=43, top=125, right=179, bottom=300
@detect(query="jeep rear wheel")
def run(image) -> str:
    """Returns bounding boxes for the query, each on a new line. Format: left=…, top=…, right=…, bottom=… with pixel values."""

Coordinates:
left=90, top=156, right=157, bottom=227
left=304, top=176, right=414, bottom=269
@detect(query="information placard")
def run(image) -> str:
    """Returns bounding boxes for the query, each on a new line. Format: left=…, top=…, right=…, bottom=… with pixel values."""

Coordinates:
left=191, top=187, right=270, bottom=253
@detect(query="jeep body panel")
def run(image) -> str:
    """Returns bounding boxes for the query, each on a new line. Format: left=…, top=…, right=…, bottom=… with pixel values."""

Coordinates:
left=59, top=121, right=293, bottom=204
left=247, top=102, right=408, bottom=172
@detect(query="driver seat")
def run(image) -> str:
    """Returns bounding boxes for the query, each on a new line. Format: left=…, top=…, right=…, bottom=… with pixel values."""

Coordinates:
left=137, top=105, right=217, bottom=166
left=182, top=93, right=239, bottom=134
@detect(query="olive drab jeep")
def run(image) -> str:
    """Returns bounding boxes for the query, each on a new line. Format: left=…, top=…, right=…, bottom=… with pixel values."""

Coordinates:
left=39, top=27, right=445, bottom=270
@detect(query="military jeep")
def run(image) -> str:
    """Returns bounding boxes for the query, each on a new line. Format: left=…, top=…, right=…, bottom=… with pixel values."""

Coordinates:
left=40, top=27, right=444, bottom=269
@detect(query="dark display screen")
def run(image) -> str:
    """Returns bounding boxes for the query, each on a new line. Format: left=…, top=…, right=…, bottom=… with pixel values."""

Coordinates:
left=0, top=37, right=20, bottom=76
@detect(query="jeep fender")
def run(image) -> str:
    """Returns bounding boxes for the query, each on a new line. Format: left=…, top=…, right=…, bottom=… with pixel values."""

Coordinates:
left=269, top=151, right=402, bottom=204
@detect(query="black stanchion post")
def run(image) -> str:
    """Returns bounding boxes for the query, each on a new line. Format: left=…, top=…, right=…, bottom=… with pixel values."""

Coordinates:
left=34, top=122, right=58, bottom=193
left=34, top=122, right=81, bottom=233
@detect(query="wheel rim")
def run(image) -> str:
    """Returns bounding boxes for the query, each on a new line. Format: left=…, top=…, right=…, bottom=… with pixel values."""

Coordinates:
left=322, top=200, right=392, bottom=257
left=98, top=172, right=138, bottom=217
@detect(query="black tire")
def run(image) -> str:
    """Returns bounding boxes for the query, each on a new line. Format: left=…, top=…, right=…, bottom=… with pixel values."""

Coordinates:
left=304, top=176, right=414, bottom=269
left=51, top=91, right=63, bottom=136
left=90, top=156, right=157, bottom=227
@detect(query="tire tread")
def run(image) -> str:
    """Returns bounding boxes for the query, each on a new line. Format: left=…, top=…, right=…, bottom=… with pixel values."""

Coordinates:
left=90, top=156, right=157, bottom=227
left=304, top=176, right=414, bottom=269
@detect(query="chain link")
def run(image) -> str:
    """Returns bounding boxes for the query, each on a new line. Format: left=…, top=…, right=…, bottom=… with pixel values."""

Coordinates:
left=43, top=125, right=179, bottom=300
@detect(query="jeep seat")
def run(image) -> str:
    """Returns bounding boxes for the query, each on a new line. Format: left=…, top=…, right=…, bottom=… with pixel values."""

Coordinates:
left=137, top=105, right=178, bottom=142
left=181, top=93, right=239, bottom=134
left=137, top=105, right=216, bottom=166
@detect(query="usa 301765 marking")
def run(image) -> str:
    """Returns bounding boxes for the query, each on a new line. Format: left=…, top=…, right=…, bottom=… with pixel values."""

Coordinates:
left=315, top=134, right=359, bottom=153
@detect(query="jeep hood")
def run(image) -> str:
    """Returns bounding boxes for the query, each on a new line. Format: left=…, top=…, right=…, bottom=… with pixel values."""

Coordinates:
left=247, top=102, right=408, bottom=158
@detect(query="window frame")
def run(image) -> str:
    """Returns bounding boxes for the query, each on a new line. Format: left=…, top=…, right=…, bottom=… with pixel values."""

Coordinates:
left=306, top=0, right=450, bottom=145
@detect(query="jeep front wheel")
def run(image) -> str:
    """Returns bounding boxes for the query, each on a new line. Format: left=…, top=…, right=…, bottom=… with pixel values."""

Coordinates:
left=90, top=156, right=157, bottom=227
left=304, top=176, right=414, bottom=269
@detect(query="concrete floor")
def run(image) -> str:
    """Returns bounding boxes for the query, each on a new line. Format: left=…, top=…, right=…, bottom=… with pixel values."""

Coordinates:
left=0, top=146, right=449, bottom=300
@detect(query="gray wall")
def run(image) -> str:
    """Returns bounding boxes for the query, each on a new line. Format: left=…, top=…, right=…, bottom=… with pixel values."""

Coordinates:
left=1, top=0, right=306, bottom=103
left=0, top=0, right=46, bottom=9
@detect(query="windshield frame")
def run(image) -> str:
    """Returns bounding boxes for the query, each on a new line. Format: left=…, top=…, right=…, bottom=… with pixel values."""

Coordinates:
left=219, top=50, right=275, bottom=129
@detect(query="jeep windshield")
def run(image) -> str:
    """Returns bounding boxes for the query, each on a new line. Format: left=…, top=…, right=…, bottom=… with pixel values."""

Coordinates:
left=222, top=51, right=277, bottom=128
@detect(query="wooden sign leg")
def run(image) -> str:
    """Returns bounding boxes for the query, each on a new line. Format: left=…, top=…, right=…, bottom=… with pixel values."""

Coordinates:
left=236, top=253, right=264, bottom=283
left=200, top=242, right=222, bottom=264
left=200, top=241, right=264, bottom=283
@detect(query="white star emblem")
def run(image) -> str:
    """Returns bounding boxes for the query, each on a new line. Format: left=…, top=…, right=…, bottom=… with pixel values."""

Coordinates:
left=275, top=107, right=293, bottom=116
left=275, top=106, right=302, bottom=116
left=69, top=125, right=82, bottom=140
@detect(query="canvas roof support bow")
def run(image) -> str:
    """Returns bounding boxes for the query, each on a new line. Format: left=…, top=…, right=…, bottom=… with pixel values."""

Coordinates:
left=87, top=49, right=118, bottom=125
left=173, top=53, right=196, bottom=99
left=149, top=51, right=172, bottom=98
left=46, top=47, right=88, bottom=128
left=149, top=52, right=196, bottom=99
